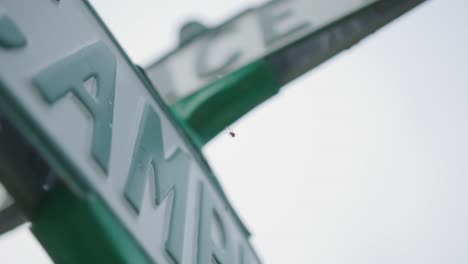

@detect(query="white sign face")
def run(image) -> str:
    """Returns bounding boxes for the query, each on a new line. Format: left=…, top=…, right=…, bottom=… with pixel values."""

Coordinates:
left=146, top=0, right=379, bottom=103
left=0, top=1, right=259, bottom=263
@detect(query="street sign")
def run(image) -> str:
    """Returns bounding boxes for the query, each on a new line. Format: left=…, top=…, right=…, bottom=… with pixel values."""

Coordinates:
left=145, top=0, right=426, bottom=144
left=146, top=0, right=382, bottom=104
left=0, top=1, right=259, bottom=263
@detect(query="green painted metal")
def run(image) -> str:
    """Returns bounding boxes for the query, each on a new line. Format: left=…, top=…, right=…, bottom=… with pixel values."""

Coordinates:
left=171, top=60, right=281, bottom=145
left=31, top=185, right=153, bottom=264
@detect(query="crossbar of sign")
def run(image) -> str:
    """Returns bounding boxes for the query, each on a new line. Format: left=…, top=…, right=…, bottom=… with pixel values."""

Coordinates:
left=146, top=0, right=381, bottom=103
left=0, top=1, right=260, bottom=263
left=146, top=0, right=425, bottom=105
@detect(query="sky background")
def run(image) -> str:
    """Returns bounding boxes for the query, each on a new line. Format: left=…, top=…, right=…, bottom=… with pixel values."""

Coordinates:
left=1, top=0, right=468, bottom=263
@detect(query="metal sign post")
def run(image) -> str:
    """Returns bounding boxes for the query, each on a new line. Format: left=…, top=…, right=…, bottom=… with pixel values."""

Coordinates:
left=145, top=0, right=426, bottom=145
left=0, top=1, right=259, bottom=263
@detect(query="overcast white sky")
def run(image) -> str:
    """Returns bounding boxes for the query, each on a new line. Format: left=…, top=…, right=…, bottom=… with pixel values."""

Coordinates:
left=1, top=0, right=468, bottom=263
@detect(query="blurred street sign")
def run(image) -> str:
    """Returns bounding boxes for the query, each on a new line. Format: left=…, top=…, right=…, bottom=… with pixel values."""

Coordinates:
left=0, top=1, right=260, bottom=263
left=145, top=0, right=426, bottom=144
left=146, top=0, right=377, bottom=103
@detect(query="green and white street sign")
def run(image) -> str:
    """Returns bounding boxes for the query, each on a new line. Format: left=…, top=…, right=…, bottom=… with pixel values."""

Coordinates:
left=0, top=1, right=259, bottom=263
left=146, top=0, right=425, bottom=144
left=146, top=0, right=377, bottom=103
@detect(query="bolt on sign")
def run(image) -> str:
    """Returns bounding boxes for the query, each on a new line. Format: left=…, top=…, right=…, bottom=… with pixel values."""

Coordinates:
left=146, top=0, right=426, bottom=105
left=0, top=1, right=260, bottom=263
